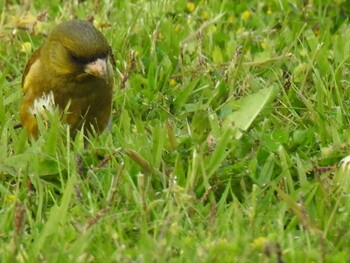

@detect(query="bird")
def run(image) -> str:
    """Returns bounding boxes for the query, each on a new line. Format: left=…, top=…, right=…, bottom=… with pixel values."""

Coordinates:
left=20, top=19, right=114, bottom=138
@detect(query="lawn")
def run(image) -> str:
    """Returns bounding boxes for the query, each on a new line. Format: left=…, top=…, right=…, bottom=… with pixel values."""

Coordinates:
left=1, top=0, right=350, bottom=262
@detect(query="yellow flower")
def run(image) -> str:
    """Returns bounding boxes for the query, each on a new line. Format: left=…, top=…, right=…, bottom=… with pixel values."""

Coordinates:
left=186, top=2, right=196, bottom=12
left=241, top=10, right=251, bottom=21
left=7, top=195, right=16, bottom=203
left=251, top=237, right=268, bottom=249
left=169, top=79, right=177, bottom=87
left=227, top=15, right=235, bottom=24
left=21, top=42, right=32, bottom=54
left=202, top=11, right=209, bottom=20
left=267, top=6, right=272, bottom=15
left=260, top=38, right=268, bottom=49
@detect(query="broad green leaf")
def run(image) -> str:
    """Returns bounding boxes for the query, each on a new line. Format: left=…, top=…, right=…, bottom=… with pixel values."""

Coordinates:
left=212, top=45, right=223, bottom=63
left=223, top=86, right=280, bottom=139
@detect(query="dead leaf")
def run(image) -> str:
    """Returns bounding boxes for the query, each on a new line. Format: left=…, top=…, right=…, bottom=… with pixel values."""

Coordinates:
left=12, top=14, right=38, bottom=33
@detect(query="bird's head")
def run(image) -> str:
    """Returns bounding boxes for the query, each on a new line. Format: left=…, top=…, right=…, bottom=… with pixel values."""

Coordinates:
left=42, top=19, right=113, bottom=83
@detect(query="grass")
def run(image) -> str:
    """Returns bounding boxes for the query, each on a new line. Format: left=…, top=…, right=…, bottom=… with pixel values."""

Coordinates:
left=1, top=0, right=350, bottom=262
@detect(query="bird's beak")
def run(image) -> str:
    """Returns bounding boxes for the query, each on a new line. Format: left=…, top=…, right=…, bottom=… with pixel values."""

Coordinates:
left=84, top=58, right=109, bottom=83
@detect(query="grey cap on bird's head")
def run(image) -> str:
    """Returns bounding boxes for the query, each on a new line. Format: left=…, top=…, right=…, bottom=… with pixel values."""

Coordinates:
left=48, top=19, right=111, bottom=62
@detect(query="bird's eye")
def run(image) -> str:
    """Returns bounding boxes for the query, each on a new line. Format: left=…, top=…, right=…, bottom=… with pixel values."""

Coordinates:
left=69, top=53, right=85, bottom=63
left=70, top=54, right=79, bottom=61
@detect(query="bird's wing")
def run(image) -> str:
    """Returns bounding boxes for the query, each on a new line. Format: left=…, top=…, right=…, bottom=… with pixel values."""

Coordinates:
left=21, top=48, right=42, bottom=93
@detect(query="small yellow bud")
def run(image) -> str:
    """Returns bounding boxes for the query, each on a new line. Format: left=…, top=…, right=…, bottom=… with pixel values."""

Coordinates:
left=228, top=15, right=235, bottom=24
left=241, top=10, right=251, bottom=21
left=202, top=11, right=209, bottom=20
left=251, top=237, right=268, bottom=249
left=267, top=6, right=272, bottom=15
left=21, top=42, right=32, bottom=54
left=7, top=194, right=16, bottom=203
left=169, top=79, right=177, bottom=87
left=186, top=2, right=196, bottom=12
left=261, top=39, right=268, bottom=50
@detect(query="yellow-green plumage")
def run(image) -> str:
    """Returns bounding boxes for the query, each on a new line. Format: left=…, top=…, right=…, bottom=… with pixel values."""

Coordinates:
left=20, top=19, right=114, bottom=137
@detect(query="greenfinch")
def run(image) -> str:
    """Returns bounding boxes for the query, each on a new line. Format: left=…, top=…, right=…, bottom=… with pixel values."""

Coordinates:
left=20, top=19, right=114, bottom=138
